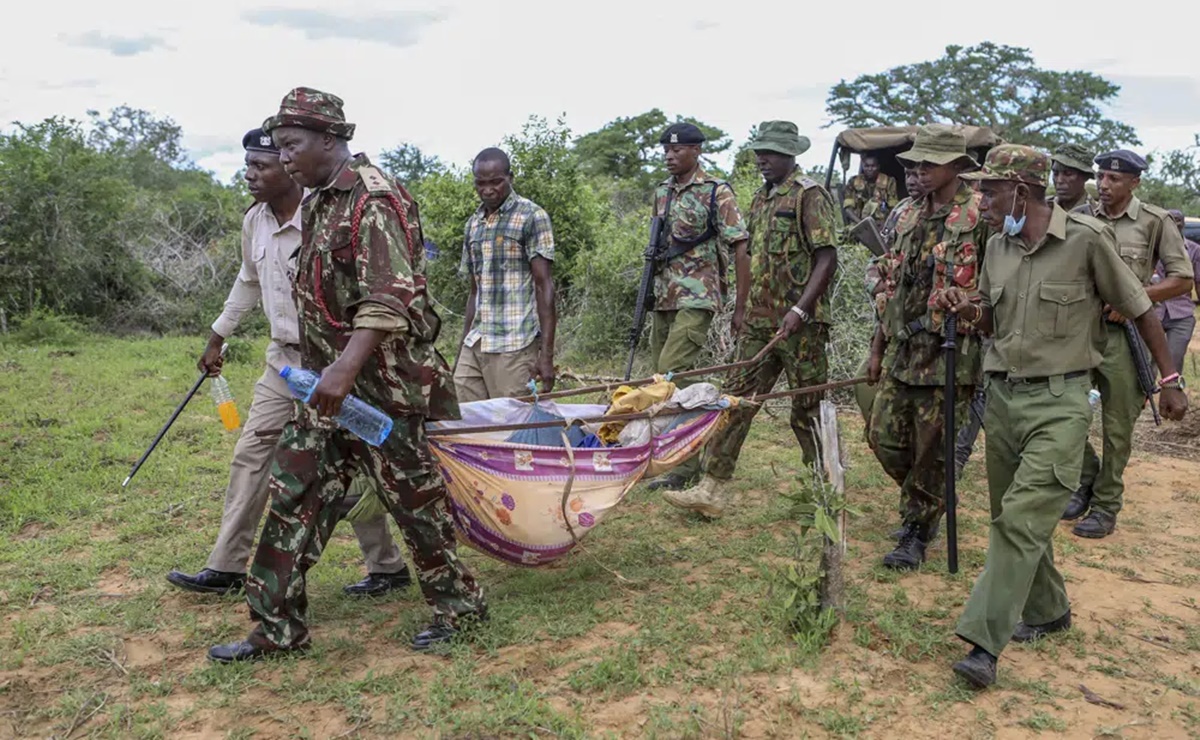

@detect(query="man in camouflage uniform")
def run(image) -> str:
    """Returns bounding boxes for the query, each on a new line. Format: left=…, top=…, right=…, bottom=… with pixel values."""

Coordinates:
left=866, top=124, right=988, bottom=570
left=843, top=153, right=898, bottom=226
left=645, top=122, right=750, bottom=492
left=938, top=145, right=1186, bottom=689
left=208, top=88, right=486, bottom=663
left=664, top=121, right=837, bottom=517
left=1049, top=143, right=1096, bottom=213
left=1061, top=150, right=1194, bottom=538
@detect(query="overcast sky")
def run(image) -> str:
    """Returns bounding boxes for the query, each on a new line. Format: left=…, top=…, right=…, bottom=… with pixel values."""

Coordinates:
left=3, top=0, right=1197, bottom=183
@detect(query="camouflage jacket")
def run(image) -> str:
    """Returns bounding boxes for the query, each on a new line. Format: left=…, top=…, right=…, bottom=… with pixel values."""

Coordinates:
left=843, top=173, right=898, bottom=224
left=745, top=169, right=838, bottom=328
left=880, top=181, right=988, bottom=386
left=1051, top=192, right=1096, bottom=215
left=294, top=154, right=459, bottom=426
left=652, top=169, right=749, bottom=312
left=865, top=196, right=918, bottom=320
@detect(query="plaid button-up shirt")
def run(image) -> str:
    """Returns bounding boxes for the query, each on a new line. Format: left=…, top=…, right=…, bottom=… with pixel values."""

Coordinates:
left=459, top=191, right=555, bottom=353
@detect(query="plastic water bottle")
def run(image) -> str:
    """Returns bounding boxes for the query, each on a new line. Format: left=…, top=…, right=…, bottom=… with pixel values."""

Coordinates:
left=1088, top=388, right=1101, bottom=420
left=279, top=366, right=393, bottom=446
left=211, top=375, right=241, bottom=430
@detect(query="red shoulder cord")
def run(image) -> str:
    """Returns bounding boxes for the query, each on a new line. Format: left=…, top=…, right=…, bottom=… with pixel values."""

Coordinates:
left=312, top=189, right=422, bottom=331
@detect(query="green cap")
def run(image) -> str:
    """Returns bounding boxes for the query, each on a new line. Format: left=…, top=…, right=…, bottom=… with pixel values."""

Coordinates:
left=749, top=120, right=811, bottom=157
left=1050, top=143, right=1095, bottom=177
left=897, top=124, right=978, bottom=167
left=263, top=87, right=356, bottom=140
left=961, top=144, right=1050, bottom=187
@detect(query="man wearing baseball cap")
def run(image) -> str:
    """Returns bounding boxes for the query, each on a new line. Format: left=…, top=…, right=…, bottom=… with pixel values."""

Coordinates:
left=939, top=144, right=1186, bottom=689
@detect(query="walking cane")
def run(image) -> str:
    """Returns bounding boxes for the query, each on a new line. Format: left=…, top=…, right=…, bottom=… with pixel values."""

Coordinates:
left=122, top=344, right=227, bottom=487
left=942, top=313, right=959, bottom=574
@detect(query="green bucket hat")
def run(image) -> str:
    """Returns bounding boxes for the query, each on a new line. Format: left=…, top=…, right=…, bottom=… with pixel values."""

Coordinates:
left=1050, top=143, right=1095, bottom=177
left=961, top=144, right=1050, bottom=188
left=749, top=120, right=811, bottom=157
left=262, top=86, right=356, bottom=140
left=897, top=124, right=978, bottom=167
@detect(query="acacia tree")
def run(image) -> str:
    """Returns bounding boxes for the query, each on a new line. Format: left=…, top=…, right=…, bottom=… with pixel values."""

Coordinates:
left=825, top=43, right=1139, bottom=151
left=573, top=109, right=731, bottom=192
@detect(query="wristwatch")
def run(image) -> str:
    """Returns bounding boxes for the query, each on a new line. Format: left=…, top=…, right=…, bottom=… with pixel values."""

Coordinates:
left=789, top=305, right=811, bottom=323
left=1159, top=373, right=1186, bottom=391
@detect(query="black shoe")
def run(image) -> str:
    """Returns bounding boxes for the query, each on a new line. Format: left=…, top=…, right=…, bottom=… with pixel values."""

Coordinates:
left=1012, top=609, right=1072, bottom=643
left=952, top=647, right=997, bottom=689
left=644, top=473, right=690, bottom=492
left=342, top=570, right=412, bottom=597
left=1061, top=485, right=1092, bottom=521
left=167, top=568, right=245, bottom=595
left=1073, top=509, right=1116, bottom=539
left=207, top=639, right=307, bottom=664
left=891, top=524, right=939, bottom=543
left=411, top=612, right=489, bottom=652
left=882, top=524, right=928, bottom=571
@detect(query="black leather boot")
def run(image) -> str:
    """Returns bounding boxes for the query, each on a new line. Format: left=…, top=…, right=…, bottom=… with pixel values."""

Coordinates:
left=882, top=523, right=928, bottom=571
left=1012, top=609, right=1072, bottom=643
left=167, top=568, right=245, bottom=595
left=952, top=646, right=997, bottom=689
left=1061, top=485, right=1092, bottom=521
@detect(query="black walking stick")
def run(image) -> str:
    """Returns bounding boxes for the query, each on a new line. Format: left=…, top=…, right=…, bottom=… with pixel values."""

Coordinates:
left=942, top=313, right=959, bottom=574
left=122, top=344, right=227, bottom=487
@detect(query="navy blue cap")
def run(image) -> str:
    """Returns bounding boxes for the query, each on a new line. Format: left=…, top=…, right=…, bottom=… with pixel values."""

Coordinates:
left=1094, top=149, right=1147, bottom=175
left=660, top=122, right=706, bottom=146
left=242, top=127, right=279, bottom=154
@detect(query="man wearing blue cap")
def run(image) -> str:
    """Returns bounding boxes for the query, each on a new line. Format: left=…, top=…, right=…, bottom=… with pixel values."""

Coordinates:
left=167, top=127, right=410, bottom=599
left=1063, top=150, right=1194, bottom=538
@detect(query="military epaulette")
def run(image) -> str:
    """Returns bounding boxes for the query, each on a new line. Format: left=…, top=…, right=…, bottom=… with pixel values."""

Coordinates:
left=357, top=165, right=394, bottom=195
left=797, top=176, right=819, bottom=190
left=1066, top=211, right=1108, bottom=234
left=1139, top=201, right=1171, bottom=219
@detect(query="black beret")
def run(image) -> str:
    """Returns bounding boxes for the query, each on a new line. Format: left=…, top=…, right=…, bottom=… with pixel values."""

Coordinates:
left=1094, top=149, right=1147, bottom=175
left=659, top=122, right=705, bottom=146
left=242, top=127, right=279, bottom=154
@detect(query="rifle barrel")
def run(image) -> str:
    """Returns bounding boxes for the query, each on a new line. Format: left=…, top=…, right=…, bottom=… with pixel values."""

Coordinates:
left=942, top=313, right=959, bottom=574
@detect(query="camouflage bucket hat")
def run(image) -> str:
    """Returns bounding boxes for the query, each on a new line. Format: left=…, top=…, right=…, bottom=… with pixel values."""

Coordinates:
left=1050, top=143, right=1095, bottom=177
left=262, top=87, right=356, bottom=140
left=749, top=120, right=811, bottom=157
left=961, top=144, right=1050, bottom=187
left=897, top=124, right=978, bottom=167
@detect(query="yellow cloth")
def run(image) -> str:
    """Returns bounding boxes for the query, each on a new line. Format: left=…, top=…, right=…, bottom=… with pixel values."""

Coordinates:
left=597, top=378, right=677, bottom=444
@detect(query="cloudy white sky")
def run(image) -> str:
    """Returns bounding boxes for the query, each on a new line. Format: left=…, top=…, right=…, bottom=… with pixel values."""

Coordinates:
left=3, top=0, right=1197, bottom=182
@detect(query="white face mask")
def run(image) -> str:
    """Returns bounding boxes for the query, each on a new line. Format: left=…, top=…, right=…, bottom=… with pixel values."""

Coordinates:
left=1004, top=189, right=1027, bottom=236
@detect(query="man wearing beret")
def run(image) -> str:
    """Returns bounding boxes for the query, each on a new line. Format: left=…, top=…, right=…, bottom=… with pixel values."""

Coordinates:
left=1062, top=150, right=1194, bottom=538
left=1049, top=143, right=1096, bottom=213
left=665, top=121, right=838, bottom=517
left=866, top=124, right=989, bottom=570
left=938, top=145, right=1186, bottom=688
left=208, top=88, right=486, bottom=662
left=842, top=153, right=898, bottom=226
left=168, top=128, right=409, bottom=600
left=644, top=122, right=750, bottom=493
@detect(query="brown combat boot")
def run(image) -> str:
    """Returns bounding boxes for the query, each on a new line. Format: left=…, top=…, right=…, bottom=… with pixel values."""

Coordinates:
left=661, top=476, right=730, bottom=519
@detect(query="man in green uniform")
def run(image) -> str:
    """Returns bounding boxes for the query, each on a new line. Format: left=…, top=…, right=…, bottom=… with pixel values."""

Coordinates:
left=937, top=144, right=1186, bottom=688
left=1049, top=143, right=1096, bottom=213
left=1062, top=150, right=1194, bottom=537
left=843, top=153, right=898, bottom=226
left=207, top=88, right=486, bottom=662
left=865, top=124, right=988, bottom=570
left=645, top=122, right=750, bottom=492
left=664, top=121, right=837, bottom=517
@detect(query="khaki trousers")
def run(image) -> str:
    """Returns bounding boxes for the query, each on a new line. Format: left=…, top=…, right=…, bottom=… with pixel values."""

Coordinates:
left=453, top=340, right=540, bottom=402
left=205, top=342, right=405, bottom=574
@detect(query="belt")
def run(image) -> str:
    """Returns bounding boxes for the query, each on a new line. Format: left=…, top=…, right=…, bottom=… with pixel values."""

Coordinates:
left=991, top=369, right=1088, bottom=385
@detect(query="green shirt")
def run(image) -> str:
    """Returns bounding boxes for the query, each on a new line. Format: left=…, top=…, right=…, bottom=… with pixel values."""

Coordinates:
left=980, top=205, right=1153, bottom=378
left=1087, top=196, right=1193, bottom=285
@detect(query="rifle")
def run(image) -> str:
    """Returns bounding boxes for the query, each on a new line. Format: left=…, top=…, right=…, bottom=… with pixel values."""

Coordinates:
left=624, top=192, right=671, bottom=381
left=849, top=217, right=886, bottom=257
left=942, top=313, right=959, bottom=574
left=122, top=343, right=228, bottom=487
left=1119, top=318, right=1162, bottom=426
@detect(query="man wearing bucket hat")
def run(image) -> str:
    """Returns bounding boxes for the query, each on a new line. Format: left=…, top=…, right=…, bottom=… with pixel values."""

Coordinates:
left=1061, top=149, right=1194, bottom=537
left=208, top=87, right=486, bottom=663
left=865, top=124, right=988, bottom=571
left=643, top=121, right=750, bottom=493
left=665, top=121, right=838, bottom=517
left=1049, top=143, right=1096, bottom=213
left=937, top=144, right=1186, bottom=688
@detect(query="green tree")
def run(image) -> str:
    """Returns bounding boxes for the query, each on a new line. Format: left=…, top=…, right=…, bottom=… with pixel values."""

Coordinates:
left=825, top=43, right=1139, bottom=152
left=380, top=142, right=446, bottom=185
left=574, top=109, right=731, bottom=193
left=1141, top=134, right=1200, bottom=212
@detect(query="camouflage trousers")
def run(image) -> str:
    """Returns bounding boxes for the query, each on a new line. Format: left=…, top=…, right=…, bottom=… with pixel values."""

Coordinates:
left=705, top=323, right=829, bottom=479
left=868, top=375, right=974, bottom=532
left=245, top=417, right=485, bottom=650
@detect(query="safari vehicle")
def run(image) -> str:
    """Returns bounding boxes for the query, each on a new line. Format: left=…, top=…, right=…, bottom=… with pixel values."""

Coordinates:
left=824, top=125, right=1000, bottom=207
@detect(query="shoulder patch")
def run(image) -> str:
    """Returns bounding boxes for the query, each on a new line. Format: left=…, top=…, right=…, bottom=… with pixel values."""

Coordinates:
left=357, top=165, right=393, bottom=195
left=1066, top=211, right=1107, bottom=234
left=798, top=176, right=819, bottom=190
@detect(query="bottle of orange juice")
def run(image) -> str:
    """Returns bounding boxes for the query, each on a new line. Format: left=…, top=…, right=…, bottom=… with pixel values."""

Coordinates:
left=211, top=375, right=241, bottom=430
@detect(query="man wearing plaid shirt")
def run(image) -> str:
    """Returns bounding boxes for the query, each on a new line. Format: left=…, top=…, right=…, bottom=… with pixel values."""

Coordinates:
left=455, top=148, right=557, bottom=400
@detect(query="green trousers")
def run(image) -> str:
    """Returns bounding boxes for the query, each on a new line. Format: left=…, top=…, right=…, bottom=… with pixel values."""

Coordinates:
left=1079, top=323, right=1143, bottom=516
left=703, top=322, right=828, bottom=479
left=956, top=373, right=1088, bottom=657
left=650, top=308, right=714, bottom=481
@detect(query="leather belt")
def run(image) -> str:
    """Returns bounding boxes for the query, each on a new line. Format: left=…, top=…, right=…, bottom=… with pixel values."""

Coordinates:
left=991, top=369, right=1088, bottom=385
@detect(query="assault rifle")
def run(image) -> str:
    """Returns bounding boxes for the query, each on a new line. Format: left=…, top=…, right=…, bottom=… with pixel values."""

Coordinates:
left=624, top=192, right=672, bottom=381
left=1119, top=318, right=1162, bottom=426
